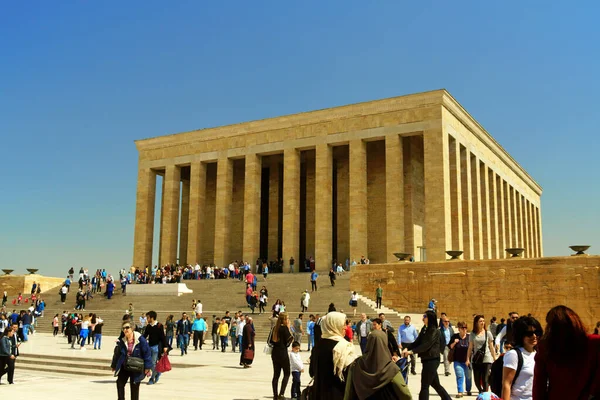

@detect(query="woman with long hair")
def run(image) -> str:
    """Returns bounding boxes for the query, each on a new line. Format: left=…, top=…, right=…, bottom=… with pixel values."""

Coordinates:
left=500, top=316, right=542, bottom=400
left=270, top=312, right=293, bottom=399
left=310, top=312, right=357, bottom=400
left=466, top=314, right=497, bottom=394
left=533, top=305, right=600, bottom=399
left=402, top=310, right=451, bottom=400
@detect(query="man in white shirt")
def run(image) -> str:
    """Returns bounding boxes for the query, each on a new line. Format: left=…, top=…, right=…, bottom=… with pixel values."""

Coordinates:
left=194, top=300, right=203, bottom=315
left=236, top=315, right=246, bottom=354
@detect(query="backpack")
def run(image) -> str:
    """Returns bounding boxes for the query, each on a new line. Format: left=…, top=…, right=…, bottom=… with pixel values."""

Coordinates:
left=489, top=348, right=523, bottom=396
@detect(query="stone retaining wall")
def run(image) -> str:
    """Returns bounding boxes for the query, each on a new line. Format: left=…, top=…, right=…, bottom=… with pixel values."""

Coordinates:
left=0, top=274, right=65, bottom=297
left=350, top=256, right=600, bottom=330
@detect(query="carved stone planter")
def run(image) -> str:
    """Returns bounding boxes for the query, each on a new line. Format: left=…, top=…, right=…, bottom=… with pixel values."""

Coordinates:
left=446, top=250, right=463, bottom=260
left=26, top=268, right=39, bottom=275
left=393, top=252, right=411, bottom=261
left=505, top=248, right=525, bottom=258
left=569, top=245, right=590, bottom=256
left=2, top=269, right=14, bottom=275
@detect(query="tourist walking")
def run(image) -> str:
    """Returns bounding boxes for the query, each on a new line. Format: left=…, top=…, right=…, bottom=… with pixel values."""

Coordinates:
left=349, top=291, right=358, bottom=317
left=440, top=315, right=455, bottom=376
left=329, top=267, right=336, bottom=286
left=310, top=271, right=318, bottom=292
left=111, top=321, right=152, bottom=400
left=402, top=310, right=452, bottom=400
left=240, top=316, right=255, bottom=368
left=499, top=315, right=542, bottom=400
left=192, top=313, right=207, bottom=350
left=143, top=311, right=168, bottom=385
left=309, top=312, right=357, bottom=400
left=375, top=284, right=383, bottom=309
left=165, top=315, right=175, bottom=348
left=176, top=312, right=191, bottom=356
left=532, top=305, right=600, bottom=400
left=466, top=315, right=497, bottom=394
left=354, top=313, right=372, bottom=354
left=448, top=321, right=472, bottom=397
left=344, top=329, right=412, bottom=399
left=270, top=313, right=293, bottom=398
left=301, top=290, right=310, bottom=312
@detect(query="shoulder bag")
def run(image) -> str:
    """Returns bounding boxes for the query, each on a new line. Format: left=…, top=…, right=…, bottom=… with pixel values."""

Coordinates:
left=124, top=356, right=144, bottom=373
left=264, top=327, right=274, bottom=355
left=472, top=331, right=488, bottom=364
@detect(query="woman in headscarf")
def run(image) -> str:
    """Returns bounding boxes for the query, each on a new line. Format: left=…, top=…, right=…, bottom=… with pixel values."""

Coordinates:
left=402, top=310, right=452, bottom=400
left=309, top=312, right=358, bottom=400
left=344, top=329, right=412, bottom=400
left=240, top=316, right=255, bottom=368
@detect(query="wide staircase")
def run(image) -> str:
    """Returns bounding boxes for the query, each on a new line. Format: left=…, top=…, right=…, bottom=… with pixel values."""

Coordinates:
left=35, top=272, right=406, bottom=341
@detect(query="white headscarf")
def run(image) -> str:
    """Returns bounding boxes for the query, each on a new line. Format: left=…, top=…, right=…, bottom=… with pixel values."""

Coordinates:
left=321, top=311, right=357, bottom=381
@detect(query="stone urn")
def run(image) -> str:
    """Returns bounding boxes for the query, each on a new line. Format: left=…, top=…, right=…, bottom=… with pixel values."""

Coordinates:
left=569, top=245, right=590, bottom=256
left=446, top=250, right=463, bottom=260
left=26, top=268, right=39, bottom=275
left=393, top=252, right=411, bottom=261
left=505, top=248, right=525, bottom=258
left=2, top=269, right=13, bottom=275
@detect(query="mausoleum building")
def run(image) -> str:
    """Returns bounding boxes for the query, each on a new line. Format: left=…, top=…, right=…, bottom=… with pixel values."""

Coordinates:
left=133, top=90, right=542, bottom=270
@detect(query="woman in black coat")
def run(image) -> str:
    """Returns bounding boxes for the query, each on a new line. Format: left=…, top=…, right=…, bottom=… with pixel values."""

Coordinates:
left=240, top=316, right=255, bottom=368
left=270, top=313, right=293, bottom=399
left=402, top=310, right=452, bottom=400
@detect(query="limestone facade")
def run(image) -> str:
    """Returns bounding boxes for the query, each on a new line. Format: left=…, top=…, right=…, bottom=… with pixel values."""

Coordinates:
left=133, top=90, right=542, bottom=269
left=350, top=256, right=600, bottom=331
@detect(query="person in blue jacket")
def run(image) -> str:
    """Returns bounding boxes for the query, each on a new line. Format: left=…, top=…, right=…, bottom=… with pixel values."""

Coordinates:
left=111, top=321, right=153, bottom=400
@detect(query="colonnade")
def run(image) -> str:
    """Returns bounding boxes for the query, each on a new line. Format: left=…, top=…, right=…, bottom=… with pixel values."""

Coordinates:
left=133, top=130, right=542, bottom=270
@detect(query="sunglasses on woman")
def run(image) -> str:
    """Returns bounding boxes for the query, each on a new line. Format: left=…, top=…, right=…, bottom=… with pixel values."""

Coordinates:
left=122, top=326, right=131, bottom=331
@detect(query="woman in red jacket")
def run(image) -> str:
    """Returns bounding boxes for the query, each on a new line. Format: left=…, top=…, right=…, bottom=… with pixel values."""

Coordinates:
left=533, top=305, right=600, bottom=400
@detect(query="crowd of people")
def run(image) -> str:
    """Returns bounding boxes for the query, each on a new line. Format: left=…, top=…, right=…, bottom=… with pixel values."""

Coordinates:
left=267, top=304, right=600, bottom=400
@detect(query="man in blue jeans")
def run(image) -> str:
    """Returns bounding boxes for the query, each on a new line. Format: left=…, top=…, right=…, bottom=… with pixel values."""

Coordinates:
left=21, top=311, right=32, bottom=342
left=143, top=311, right=168, bottom=384
left=237, top=314, right=246, bottom=353
left=176, top=313, right=191, bottom=356
left=354, top=313, right=372, bottom=354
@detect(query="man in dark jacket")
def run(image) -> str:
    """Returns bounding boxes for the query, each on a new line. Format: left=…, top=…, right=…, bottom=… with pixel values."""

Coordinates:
left=143, top=311, right=168, bottom=384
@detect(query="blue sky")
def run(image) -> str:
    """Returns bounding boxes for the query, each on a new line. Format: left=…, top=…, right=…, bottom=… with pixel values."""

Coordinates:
left=1, top=2, right=598, bottom=277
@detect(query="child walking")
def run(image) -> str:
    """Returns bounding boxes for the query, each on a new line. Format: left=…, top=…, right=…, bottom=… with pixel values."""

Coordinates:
left=290, top=341, right=304, bottom=399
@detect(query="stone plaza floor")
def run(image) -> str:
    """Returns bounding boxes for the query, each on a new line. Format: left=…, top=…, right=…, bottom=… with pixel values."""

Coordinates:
left=6, top=333, right=462, bottom=399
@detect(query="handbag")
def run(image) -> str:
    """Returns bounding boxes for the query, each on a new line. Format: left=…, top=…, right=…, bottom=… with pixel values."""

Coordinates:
left=472, top=331, right=487, bottom=364
left=243, top=348, right=254, bottom=361
left=264, top=327, right=274, bottom=355
left=155, top=354, right=171, bottom=373
left=124, top=356, right=144, bottom=373
left=448, top=346, right=455, bottom=363
left=300, top=378, right=314, bottom=400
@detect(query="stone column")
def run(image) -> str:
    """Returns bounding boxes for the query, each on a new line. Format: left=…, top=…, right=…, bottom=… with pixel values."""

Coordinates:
left=160, top=165, right=181, bottom=266
left=480, top=163, right=491, bottom=259
left=349, top=139, right=368, bottom=262
left=506, top=184, right=514, bottom=249
left=489, top=170, right=499, bottom=259
left=460, top=146, right=474, bottom=259
left=471, top=155, right=483, bottom=259
left=509, top=186, right=517, bottom=248
left=523, top=198, right=530, bottom=257
left=133, top=168, right=156, bottom=268
left=497, top=176, right=506, bottom=258
left=315, top=144, right=333, bottom=268
left=448, top=136, right=463, bottom=254
left=518, top=193, right=525, bottom=250
left=531, top=202, right=539, bottom=257
left=536, top=206, right=543, bottom=256
left=282, top=148, right=300, bottom=265
left=268, top=160, right=280, bottom=261
left=213, top=157, right=233, bottom=268
left=179, top=179, right=190, bottom=265
left=187, top=162, right=207, bottom=265
left=385, top=135, right=405, bottom=262
left=243, top=154, right=262, bottom=266
left=423, top=130, right=452, bottom=262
